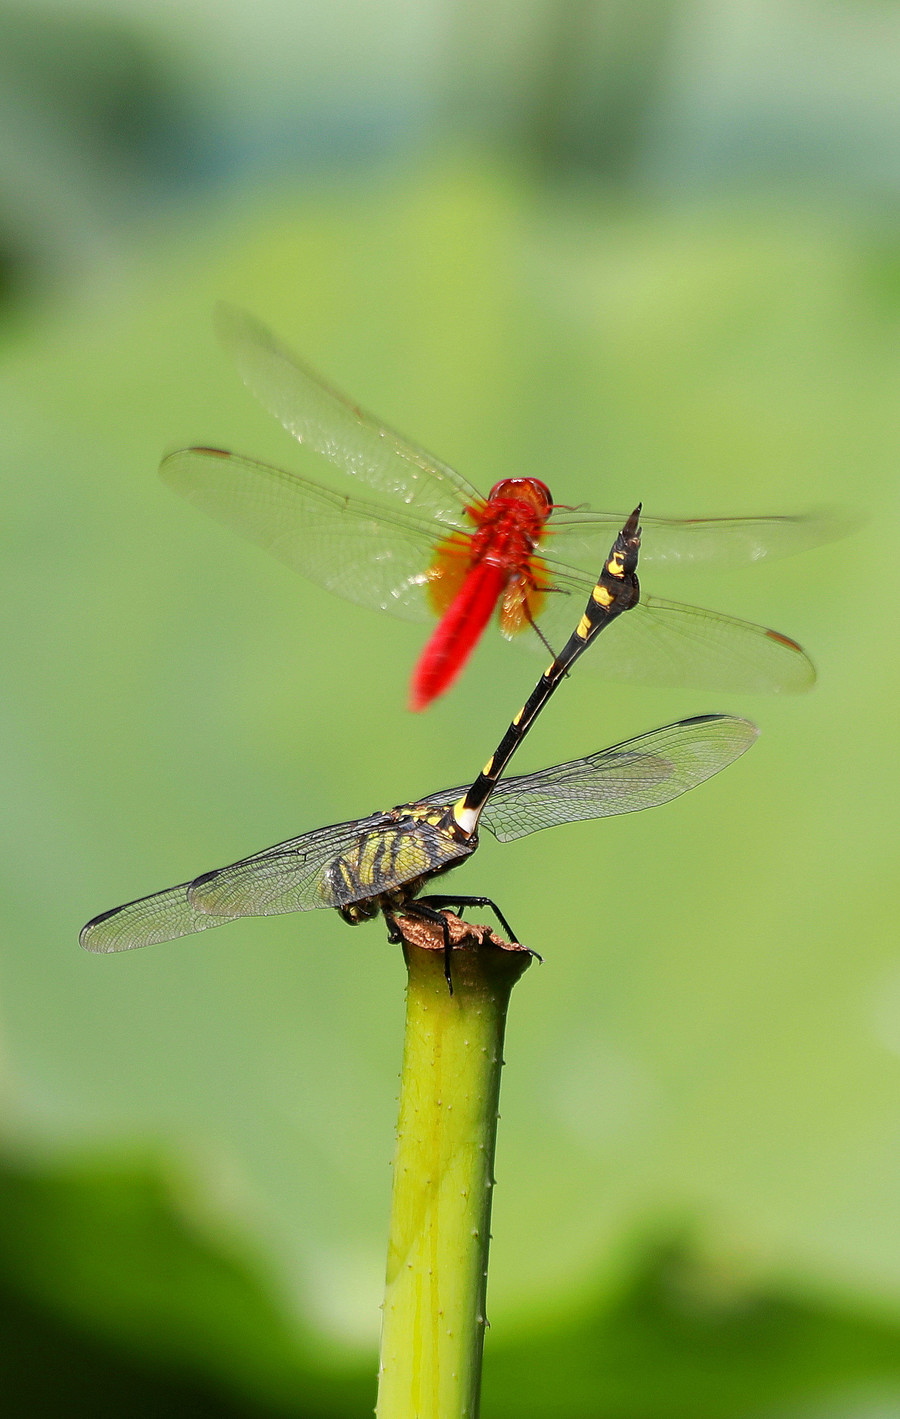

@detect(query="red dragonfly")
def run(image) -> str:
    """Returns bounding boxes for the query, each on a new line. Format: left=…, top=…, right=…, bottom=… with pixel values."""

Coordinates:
left=160, top=306, right=842, bottom=709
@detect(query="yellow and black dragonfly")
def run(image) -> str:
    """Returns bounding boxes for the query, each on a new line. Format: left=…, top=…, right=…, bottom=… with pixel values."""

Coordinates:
left=80, top=510, right=756, bottom=981
left=159, top=305, right=839, bottom=710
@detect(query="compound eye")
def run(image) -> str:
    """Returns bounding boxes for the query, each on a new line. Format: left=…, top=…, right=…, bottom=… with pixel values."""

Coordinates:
left=527, top=479, right=554, bottom=511
left=488, top=478, right=554, bottom=510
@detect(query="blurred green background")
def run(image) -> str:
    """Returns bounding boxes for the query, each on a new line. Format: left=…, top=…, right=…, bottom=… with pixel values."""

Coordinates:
left=2, top=1, right=900, bottom=1413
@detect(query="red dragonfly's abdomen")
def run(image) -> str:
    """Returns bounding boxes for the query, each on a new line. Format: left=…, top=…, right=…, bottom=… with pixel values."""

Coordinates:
left=411, top=558, right=509, bottom=711
left=411, top=478, right=555, bottom=711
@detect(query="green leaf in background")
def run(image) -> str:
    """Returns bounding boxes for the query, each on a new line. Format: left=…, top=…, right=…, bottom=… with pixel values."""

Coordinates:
left=5, top=1149, right=900, bottom=1418
left=485, top=1239, right=900, bottom=1418
left=0, top=1150, right=372, bottom=1417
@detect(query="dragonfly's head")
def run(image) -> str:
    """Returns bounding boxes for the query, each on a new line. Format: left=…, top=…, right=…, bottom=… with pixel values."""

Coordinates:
left=487, top=478, right=554, bottom=515
left=338, top=898, right=380, bottom=926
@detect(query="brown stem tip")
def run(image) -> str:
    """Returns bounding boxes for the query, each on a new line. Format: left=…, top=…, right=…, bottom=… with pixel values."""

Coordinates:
left=394, top=909, right=534, bottom=957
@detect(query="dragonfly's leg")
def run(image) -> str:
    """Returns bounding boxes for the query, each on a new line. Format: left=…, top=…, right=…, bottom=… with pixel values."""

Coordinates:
left=385, top=902, right=456, bottom=991
left=532, top=581, right=571, bottom=595
left=427, top=894, right=519, bottom=943
left=405, top=900, right=456, bottom=993
left=422, top=894, right=543, bottom=960
left=523, top=601, right=559, bottom=660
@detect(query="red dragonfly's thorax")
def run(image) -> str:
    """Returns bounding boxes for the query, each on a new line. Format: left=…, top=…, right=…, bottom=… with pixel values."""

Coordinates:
left=466, top=478, right=555, bottom=563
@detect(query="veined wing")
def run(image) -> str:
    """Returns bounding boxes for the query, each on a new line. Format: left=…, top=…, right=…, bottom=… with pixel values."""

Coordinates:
left=160, top=448, right=442, bottom=624
left=158, top=451, right=816, bottom=694
left=188, top=813, right=469, bottom=917
left=79, top=880, right=244, bottom=954
left=80, top=809, right=396, bottom=953
left=477, top=715, right=758, bottom=842
left=530, top=567, right=816, bottom=694
left=215, top=305, right=480, bottom=523
left=547, top=506, right=856, bottom=571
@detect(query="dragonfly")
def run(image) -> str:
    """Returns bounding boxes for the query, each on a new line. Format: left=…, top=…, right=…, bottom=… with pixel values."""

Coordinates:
left=80, top=509, right=757, bottom=984
left=159, top=304, right=836, bottom=709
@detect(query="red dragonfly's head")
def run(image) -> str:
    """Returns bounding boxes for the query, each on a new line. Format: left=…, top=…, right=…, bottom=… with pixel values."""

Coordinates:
left=487, top=478, right=554, bottom=515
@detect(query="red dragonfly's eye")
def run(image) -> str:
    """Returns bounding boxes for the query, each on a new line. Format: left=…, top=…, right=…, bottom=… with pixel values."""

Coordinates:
left=487, top=478, right=554, bottom=513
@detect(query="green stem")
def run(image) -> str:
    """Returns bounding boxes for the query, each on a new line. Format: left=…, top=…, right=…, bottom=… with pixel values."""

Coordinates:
left=376, top=938, right=532, bottom=1419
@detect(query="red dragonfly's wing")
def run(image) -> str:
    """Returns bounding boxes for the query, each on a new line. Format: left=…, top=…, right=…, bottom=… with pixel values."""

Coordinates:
left=215, top=304, right=481, bottom=524
left=546, top=506, right=858, bottom=571
left=159, top=452, right=817, bottom=696
left=216, top=307, right=859, bottom=569
left=161, top=448, right=441, bottom=623
left=526, top=564, right=816, bottom=694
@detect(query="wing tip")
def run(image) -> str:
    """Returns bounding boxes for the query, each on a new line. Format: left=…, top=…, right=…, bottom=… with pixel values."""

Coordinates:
left=677, top=713, right=760, bottom=754
left=764, top=627, right=817, bottom=693
left=213, top=298, right=249, bottom=340
left=79, top=906, right=121, bottom=953
left=160, top=445, right=232, bottom=471
left=186, top=869, right=218, bottom=908
left=213, top=301, right=281, bottom=363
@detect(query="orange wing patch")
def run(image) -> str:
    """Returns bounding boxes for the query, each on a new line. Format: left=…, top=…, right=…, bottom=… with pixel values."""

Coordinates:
left=498, top=555, right=550, bottom=638
left=425, top=533, right=475, bottom=618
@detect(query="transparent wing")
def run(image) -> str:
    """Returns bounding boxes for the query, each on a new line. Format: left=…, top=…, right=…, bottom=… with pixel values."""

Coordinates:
left=215, top=304, right=480, bottom=522
left=547, top=506, right=857, bottom=571
left=215, top=306, right=858, bottom=561
left=79, top=715, right=757, bottom=952
left=159, top=451, right=816, bottom=693
left=161, top=447, right=446, bottom=623
left=186, top=814, right=462, bottom=917
left=529, top=568, right=816, bottom=694
left=79, top=881, right=244, bottom=954
left=80, top=811, right=394, bottom=953
left=477, top=715, right=758, bottom=842
left=187, top=846, right=354, bottom=919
